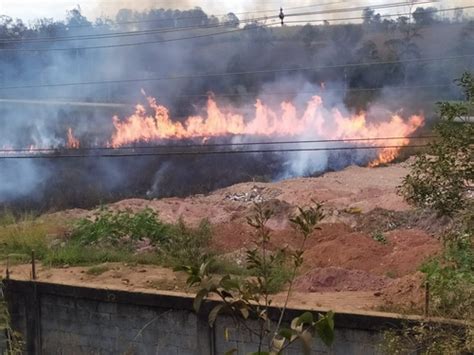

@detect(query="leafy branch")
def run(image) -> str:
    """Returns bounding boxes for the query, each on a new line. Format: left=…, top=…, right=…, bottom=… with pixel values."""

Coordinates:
left=177, top=202, right=334, bottom=354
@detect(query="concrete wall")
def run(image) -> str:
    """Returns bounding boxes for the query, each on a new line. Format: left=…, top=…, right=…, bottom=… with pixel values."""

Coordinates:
left=5, top=280, right=422, bottom=355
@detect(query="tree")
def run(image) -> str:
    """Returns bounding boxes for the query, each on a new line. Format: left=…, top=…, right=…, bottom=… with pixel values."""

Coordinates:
left=223, top=12, right=240, bottom=28
left=412, top=7, right=439, bottom=26
left=399, top=72, right=474, bottom=216
left=178, top=203, right=335, bottom=354
left=362, top=7, right=382, bottom=31
left=66, top=7, right=91, bottom=28
left=298, top=24, right=317, bottom=49
left=362, top=7, right=375, bottom=25
left=458, top=21, right=474, bottom=55
left=385, top=4, right=423, bottom=85
left=454, top=8, right=464, bottom=23
left=349, top=41, right=383, bottom=88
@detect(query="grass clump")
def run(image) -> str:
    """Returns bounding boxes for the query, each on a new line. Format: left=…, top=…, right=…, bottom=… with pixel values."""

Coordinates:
left=0, top=215, right=66, bottom=261
left=371, top=231, right=387, bottom=244
left=85, top=265, right=111, bottom=276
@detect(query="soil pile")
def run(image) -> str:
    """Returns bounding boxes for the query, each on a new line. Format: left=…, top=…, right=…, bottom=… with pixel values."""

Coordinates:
left=294, top=267, right=389, bottom=292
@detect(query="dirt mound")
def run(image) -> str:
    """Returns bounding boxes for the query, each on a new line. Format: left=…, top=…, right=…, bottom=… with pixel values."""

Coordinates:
left=302, top=228, right=440, bottom=276
left=381, top=272, right=426, bottom=313
left=211, top=222, right=255, bottom=253
left=294, top=267, right=389, bottom=292
left=212, top=222, right=440, bottom=278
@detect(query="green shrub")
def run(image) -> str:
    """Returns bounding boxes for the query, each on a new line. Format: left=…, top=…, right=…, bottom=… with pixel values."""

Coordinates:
left=70, top=208, right=171, bottom=246
left=399, top=72, right=474, bottom=216
left=372, top=231, right=387, bottom=244
left=420, top=225, right=473, bottom=320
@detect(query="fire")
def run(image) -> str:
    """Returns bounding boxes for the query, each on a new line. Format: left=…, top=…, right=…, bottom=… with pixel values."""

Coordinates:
left=67, top=128, right=80, bottom=149
left=110, top=94, right=424, bottom=165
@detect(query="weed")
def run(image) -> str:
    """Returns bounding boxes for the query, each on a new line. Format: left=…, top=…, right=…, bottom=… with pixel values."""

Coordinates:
left=372, top=231, right=387, bottom=244
left=161, top=219, right=212, bottom=269
left=381, top=322, right=473, bottom=354
left=0, top=209, right=16, bottom=227
left=0, top=282, right=24, bottom=353
left=207, top=258, right=248, bottom=276
left=85, top=265, right=111, bottom=276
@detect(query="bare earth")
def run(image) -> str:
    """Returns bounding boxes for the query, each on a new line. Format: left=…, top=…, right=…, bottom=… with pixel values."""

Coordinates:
left=6, top=162, right=442, bottom=314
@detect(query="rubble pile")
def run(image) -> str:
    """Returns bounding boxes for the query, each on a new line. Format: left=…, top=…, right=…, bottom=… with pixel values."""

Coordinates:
left=225, top=186, right=265, bottom=203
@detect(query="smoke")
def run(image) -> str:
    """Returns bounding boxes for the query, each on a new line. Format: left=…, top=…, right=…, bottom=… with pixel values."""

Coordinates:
left=0, top=4, right=471, bottom=209
left=0, top=160, right=51, bottom=202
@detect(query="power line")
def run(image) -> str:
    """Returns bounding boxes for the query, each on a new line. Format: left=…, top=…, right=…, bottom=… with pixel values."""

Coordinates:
left=0, top=144, right=428, bottom=159
left=0, top=83, right=456, bottom=108
left=0, top=23, right=272, bottom=52
left=0, top=54, right=471, bottom=91
left=0, top=2, right=464, bottom=46
left=284, top=5, right=474, bottom=25
left=0, top=136, right=435, bottom=153
left=0, top=13, right=274, bottom=44
left=0, top=0, right=438, bottom=50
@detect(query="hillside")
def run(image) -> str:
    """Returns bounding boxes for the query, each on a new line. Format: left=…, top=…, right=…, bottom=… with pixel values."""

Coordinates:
left=2, top=162, right=446, bottom=313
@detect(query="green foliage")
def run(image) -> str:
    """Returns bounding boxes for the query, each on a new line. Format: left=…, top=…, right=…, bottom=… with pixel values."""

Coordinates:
left=0, top=209, right=16, bottom=227
left=67, top=208, right=212, bottom=268
left=371, top=231, right=387, bottom=244
left=400, top=72, right=474, bottom=216
left=0, top=283, right=24, bottom=354
left=162, top=219, right=212, bottom=269
left=71, top=208, right=171, bottom=246
left=180, top=202, right=334, bottom=354
left=420, top=213, right=473, bottom=320
left=384, top=73, right=473, bottom=353
left=0, top=208, right=212, bottom=270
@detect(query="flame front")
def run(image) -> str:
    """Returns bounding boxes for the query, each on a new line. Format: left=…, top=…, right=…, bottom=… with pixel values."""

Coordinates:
left=110, top=94, right=424, bottom=165
left=67, top=128, right=80, bottom=149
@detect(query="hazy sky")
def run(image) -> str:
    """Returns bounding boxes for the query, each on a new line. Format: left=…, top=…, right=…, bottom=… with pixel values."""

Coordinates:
left=0, top=0, right=472, bottom=23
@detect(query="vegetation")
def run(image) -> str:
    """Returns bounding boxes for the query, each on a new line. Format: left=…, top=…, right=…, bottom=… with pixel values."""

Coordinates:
left=85, top=265, right=111, bottom=276
left=421, top=211, right=473, bottom=320
left=0, top=208, right=214, bottom=270
left=371, top=231, right=387, bottom=244
left=179, top=203, right=334, bottom=354
left=386, top=72, right=473, bottom=353
left=0, top=284, right=23, bottom=354
left=400, top=72, right=473, bottom=216
left=382, top=322, right=473, bottom=354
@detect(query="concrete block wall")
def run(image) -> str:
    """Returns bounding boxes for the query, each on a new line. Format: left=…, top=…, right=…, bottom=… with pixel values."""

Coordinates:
left=39, top=294, right=210, bottom=355
left=5, top=280, right=437, bottom=355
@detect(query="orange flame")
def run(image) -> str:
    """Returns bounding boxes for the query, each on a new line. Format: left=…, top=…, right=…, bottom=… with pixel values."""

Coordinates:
left=110, top=94, right=424, bottom=166
left=67, top=128, right=80, bottom=149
